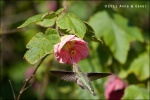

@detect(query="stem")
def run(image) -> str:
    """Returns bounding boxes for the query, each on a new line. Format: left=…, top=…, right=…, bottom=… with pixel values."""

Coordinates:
left=17, top=56, right=47, bottom=100
left=9, top=80, right=16, bottom=100
left=62, top=0, right=67, bottom=11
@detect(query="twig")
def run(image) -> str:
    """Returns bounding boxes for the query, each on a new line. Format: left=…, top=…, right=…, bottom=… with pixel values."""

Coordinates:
left=9, top=80, right=16, bottom=100
left=0, top=29, right=23, bottom=35
left=62, top=0, right=67, bottom=12
left=17, top=56, right=47, bottom=100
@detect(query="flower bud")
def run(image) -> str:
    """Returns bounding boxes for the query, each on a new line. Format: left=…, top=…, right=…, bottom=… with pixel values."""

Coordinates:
left=104, top=75, right=127, bottom=100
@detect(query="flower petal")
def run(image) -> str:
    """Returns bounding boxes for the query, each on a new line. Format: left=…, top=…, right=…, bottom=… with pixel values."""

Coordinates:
left=57, top=50, right=70, bottom=63
left=58, top=35, right=75, bottom=50
left=74, top=43, right=89, bottom=58
left=73, top=37, right=87, bottom=45
left=104, top=75, right=127, bottom=100
left=71, top=50, right=82, bottom=63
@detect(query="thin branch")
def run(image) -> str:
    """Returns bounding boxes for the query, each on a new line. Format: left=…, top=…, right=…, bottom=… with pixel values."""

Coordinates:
left=23, top=85, right=32, bottom=92
left=9, top=80, right=16, bottom=100
left=62, top=0, right=67, bottom=12
left=0, top=29, right=23, bottom=35
left=17, top=56, right=47, bottom=100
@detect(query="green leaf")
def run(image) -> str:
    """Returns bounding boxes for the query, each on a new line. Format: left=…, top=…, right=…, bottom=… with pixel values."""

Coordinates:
left=56, top=13, right=86, bottom=38
left=127, top=51, right=149, bottom=81
left=41, top=12, right=56, bottom=19
left=18, top=14, right=44, bottom=28
left=55, top=8, right=64, bottom=15
left=36, top=18, right=56, bottom=27
left=37, top=9, right=63, bottom=28
left=89, top=11, right=143, bottom=64
left=88, top=11, right=129, bottom=64
left=24, top=28, right=60, bottom=65
left=18, top=8, right=64, bottom=28
left=84, top=22, right=103, bottom=43
left=122, top=85, right=149, bottom=99
left=42, top=8, right=64, bottom=19
left=113, top=14, right=144, bottom=42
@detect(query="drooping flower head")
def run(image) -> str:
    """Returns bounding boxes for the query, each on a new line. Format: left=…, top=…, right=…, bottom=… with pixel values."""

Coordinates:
left=104, top=75, right=128, bottom=100
left=54, top=35, right=89, bottom=64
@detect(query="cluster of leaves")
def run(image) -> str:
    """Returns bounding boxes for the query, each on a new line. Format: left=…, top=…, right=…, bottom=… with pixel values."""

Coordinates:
left=87, top=11, right=149, bottom=99
left=18, top=8, right=101, bottom=65
left=1, top=1, right=149, bottom=100
left=18, top=6, right=149, bottom=99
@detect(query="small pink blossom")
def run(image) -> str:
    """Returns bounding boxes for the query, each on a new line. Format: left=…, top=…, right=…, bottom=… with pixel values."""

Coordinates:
left=54, top=35, right=89, bottom=64
left=47, top=1, right=57, bottom=11
left=24, top=67, right=40, bottom=91
left=24, top=67, right=35, bottom=84
left=24, top=67, right=34, bottom=79
left=104, top=75, right=128, bottom=100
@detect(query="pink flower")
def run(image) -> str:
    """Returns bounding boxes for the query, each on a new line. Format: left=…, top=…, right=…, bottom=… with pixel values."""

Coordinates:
left=47, top=1, right=57, bottom=11
left=24, top=67, right=40, bottom=91
left=104, top=75, right=127, bottom=100
left=54, top=35, right=89, bottom=64
left=24, top=67, right=35, bottom=84
left=24, top=67, right=34, bottom=79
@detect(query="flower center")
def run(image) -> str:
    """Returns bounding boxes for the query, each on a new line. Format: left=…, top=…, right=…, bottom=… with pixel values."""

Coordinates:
left=62, top=42, right=76, bottom=56
left=70, top=50, right=76, bottom=56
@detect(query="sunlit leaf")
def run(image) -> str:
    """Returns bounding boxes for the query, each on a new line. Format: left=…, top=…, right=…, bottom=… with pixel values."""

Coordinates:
left=24, top=28, right=60, bottom=64
left=18, top=8, right=64, bottom=28
left=41, top=12, right=56, bottom=19
left=18, top=13, right=44, bottom=28
left=55, top=8, right=64, bottom=15
left=122, top=85, right=149, bottom=99
left=36, top=18, right=56, bottom=27
left=113, top=14, right=144, bottom=42
left=89, top=11, right=144, bottom=64
left=127, top=51, right=149, bottom=81
left=56, top=13, right=86, bottom=38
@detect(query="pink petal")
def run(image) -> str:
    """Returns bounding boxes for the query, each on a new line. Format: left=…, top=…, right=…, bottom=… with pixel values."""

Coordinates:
left=74, top=43, right=89, bottom=58
left=54, top=43, right=60, bottom=52
left=104, top=75, right=127, bottom=100
left=55, top=50, right=69, bottom=64
left=71, top=50, right=82, bottom=63
left=58, top=35, right=75, bottom=51
left=73, top=37, right=87, bottom=45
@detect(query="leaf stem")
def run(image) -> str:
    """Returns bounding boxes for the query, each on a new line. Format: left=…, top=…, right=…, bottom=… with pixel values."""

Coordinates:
left=17, top=56, right=47, bottom=100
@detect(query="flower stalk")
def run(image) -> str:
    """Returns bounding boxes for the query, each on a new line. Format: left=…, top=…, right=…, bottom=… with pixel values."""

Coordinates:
left=16, top=56, right=47, bottom=100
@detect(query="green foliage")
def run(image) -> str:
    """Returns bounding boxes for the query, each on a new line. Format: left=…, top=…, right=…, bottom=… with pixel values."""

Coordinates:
left=18, top=7, right=100, bottom=65
left=84, top=22, right=103, bottom=43
left=2, top=1, right=149, bottom=99
left=122, top=85, right=149, bottom=99
left=8, top=61, right=28, bottom=83
left=36, top=8, right=64, bottom=28
left=127, top=50, right=149, bottom=81
left=36, top=18, right=56, bottom=27
left=18, top=8, right=64, bottom=28
left=18, top=13, right=44, bottom=28
left=24, top=28, right=60, bottom=64
left=56, top=13, right=86, bottom=38
left=89, top=11, right=144, bottom=64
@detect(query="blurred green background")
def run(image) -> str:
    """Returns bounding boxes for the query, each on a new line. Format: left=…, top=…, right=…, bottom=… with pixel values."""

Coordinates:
left=1, top=0, right=149, bottom=99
